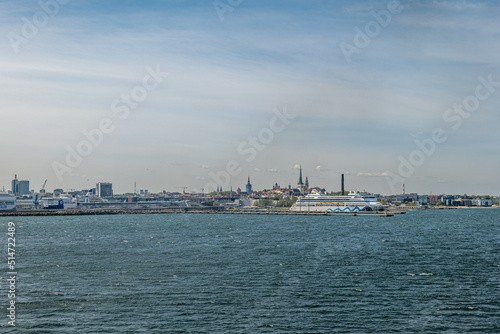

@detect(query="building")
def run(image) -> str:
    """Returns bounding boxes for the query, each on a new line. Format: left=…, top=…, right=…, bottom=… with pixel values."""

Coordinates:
left=472, top=198, right=492, bottom=207
left=446, top=197, right=472, bottom=206
left=11, top=175, right=18, bottom=195
left=419, top=195, right=429, bottom=205
left=11, top=175, right=30, bottom=196
left=297, top=166, right=304, bottom=194
left=18, top=180, right=30, bottom=196
left=246, top=176, right=253, bottom=195
left=96, top=182, right=113, bottom=197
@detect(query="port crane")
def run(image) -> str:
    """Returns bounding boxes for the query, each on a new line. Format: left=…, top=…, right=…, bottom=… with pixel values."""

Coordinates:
left=33, top=179, right=47, bottom=209
left=40, top=179, right=47, bottom=193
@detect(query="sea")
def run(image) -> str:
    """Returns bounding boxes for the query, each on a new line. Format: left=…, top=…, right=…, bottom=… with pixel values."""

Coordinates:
left=1, top=209, right=499, bottom=333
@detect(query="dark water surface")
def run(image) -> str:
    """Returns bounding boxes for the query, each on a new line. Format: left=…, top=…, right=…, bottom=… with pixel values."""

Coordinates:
left=1, top=209, right=499, bottom=333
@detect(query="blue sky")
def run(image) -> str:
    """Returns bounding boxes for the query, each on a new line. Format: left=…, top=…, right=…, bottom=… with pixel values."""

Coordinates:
left=1, top=0, right=499, bottom=195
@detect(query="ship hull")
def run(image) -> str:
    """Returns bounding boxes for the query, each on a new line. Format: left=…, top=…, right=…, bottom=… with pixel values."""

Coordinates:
left=290, top=205, right=377, bottom=212
left=42, top=197, right=77, bottom=210
left=290, top=193, right=384, bottom=212
left=0, top=204, right=17, bottom=211
left=0, top=194, right=17, bottom=211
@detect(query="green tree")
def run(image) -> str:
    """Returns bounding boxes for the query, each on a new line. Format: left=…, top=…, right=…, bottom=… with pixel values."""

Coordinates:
left=260, top=199, right=272, bottom=207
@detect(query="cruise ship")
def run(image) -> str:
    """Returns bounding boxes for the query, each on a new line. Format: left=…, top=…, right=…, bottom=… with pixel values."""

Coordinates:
left=290, top=191, right=385, bottom=213
left=0, top=193, right=17, bottom=211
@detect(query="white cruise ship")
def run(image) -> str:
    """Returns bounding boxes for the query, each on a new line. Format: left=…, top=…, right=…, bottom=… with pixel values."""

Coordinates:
left=0, top=193, right=17, bottom=211
left=290, top=191, right=385, bottom=213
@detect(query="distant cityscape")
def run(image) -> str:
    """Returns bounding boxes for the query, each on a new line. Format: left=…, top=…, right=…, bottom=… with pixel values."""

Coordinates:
left=3, top=166, right=499, bottom=211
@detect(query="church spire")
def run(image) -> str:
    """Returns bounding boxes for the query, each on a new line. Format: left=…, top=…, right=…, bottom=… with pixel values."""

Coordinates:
left=246, top=175, right=253, bottom=195
left=297, top=165, right=305, bottom=194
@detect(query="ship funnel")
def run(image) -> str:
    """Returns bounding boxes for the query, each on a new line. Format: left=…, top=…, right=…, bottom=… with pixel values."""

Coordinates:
left=341, top=174, right=345, bottom=195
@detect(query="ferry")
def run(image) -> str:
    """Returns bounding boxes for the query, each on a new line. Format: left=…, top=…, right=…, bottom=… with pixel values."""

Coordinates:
left=0, top=193, right=16, bottom=211
left=42, top=196, right=78, bottom=210
left=290, top=191, right=385, bottom=213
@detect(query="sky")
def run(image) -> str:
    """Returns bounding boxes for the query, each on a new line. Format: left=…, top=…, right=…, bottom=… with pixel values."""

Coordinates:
left=1, top=0, right=499, bottom=195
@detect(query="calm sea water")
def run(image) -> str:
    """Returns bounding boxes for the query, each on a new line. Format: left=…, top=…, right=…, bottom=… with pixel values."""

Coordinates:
left=1, top=209, right=499, bottom=333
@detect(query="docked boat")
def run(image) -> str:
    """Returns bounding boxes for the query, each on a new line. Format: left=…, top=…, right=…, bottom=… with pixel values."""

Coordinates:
left=379, top=211, right=394, bottom=217
left=290, top=191, right=385, bottom=213
left=42, top=196, right=78, bottom=210
left=0, top=193, right=17, bottom=211
left=61, top=196, right=78, bottom=209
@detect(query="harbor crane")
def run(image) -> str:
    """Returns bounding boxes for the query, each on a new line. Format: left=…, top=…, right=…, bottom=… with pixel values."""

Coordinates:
left=33, top=179, right=48, bottom=209
left=40, top=179, right=47, bottom=193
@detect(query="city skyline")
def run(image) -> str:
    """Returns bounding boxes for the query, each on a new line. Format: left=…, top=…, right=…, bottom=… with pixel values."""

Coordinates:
left=2, top=1, right=500, bottom=195
left=2, top=167, right=498, bottom=197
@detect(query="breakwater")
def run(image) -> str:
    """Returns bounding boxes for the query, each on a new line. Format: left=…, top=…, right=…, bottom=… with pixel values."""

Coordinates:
left=0, top=207, right=407, bottom=216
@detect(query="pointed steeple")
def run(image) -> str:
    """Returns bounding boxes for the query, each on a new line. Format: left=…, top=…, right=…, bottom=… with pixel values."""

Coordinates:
left=246, top=175, right=253, bottom=195
left=297, top=165, right=305, bottom=194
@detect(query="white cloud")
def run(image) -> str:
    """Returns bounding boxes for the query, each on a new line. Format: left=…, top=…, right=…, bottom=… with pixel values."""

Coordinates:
left=357, top=172, right=389, bottom=177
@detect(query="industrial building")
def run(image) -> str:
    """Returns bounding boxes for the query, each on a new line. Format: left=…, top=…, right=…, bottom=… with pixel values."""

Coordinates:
left=96, top=182, right=113, bottom=197
left=11, top=175, right=30, bottom=196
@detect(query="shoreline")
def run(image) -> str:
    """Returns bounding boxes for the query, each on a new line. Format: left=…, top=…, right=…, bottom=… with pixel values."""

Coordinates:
left=0, top=208, right=397, bottom=217
left=0, top=206, right=497, bottom=217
